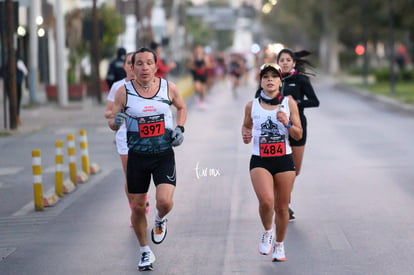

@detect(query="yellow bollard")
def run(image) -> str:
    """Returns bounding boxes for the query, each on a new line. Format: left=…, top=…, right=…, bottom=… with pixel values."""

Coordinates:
left=55, top=140, right=64, bottom=197
left=67, top=134, right=77, bottom=185
left=32, top=149, right=44, bottom=211
left=79, top=129, right=90, bottom=176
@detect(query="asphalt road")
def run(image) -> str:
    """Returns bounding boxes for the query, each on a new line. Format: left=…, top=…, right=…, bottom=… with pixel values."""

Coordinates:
left=1, top=75, right=414, bottom=274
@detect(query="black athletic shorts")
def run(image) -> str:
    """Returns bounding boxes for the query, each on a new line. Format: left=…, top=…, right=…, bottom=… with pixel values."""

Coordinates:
left=249, top=154, right=295, bottom=175
left=192, top=72, right=208, bottom=83
left=127, top=149, right=176, bottom=194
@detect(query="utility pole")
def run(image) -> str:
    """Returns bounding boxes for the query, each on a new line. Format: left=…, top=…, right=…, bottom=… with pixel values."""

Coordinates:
left=91, top=0, right=102, bottom=103
left=5, top=0, right=17, bottom=129
left=388, top=0, right=396, bottom=95
left=29, top=0, right=39, bottom=104
left=55, top=0, right=68, bottom=106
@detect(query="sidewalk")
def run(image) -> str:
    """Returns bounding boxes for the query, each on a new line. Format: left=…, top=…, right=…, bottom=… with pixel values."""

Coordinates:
left=315, top=74, right=414, bottom=115
left=0, top=92, right=108, bottom=136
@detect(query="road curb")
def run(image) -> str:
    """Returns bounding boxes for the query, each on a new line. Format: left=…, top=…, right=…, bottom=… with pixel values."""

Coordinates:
left=334, top=82, right=414, bottom=115
left=176, top=75, right=194, bottom=99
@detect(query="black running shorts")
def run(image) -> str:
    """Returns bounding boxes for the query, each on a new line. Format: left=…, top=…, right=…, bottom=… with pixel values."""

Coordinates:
left=127, top=149, right=176, bottom=194
left=249, top=154, right=295, bottom=175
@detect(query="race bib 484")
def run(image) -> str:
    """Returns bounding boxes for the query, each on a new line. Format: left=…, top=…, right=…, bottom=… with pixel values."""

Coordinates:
left=259, top=135, right=286, bottom=157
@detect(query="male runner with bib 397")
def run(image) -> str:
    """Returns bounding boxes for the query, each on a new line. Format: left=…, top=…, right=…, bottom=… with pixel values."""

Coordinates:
left=241, top=63, right=302, bottom=262
left=108, top=47, right=187, bottom=271
left=104, top=52, right=150, bottom=227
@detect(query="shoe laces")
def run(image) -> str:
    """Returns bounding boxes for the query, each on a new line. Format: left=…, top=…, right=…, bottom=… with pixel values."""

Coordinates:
left=275, top=242, right=284, bottom=253
left=261, top=231, right=273, bottom=245
left=141, top=251, right=151, bottom=263
left=155, top=219, right=167, bottom=234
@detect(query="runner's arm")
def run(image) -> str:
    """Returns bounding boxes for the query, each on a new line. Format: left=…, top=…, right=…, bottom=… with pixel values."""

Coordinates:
left=241, top=101, right=253, bottom=144
left=287, top=98, right=303, bottom=141
left=169, top=81, right=187, bottom=128
left=108, top=86, right=126, bottom=131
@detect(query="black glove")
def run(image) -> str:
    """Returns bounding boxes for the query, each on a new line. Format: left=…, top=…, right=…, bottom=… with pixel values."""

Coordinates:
left=171, top=126, right=184, bottom=147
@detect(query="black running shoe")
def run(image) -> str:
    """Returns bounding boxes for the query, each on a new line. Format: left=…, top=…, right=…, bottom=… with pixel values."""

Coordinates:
left=288, top=207, right=295, bottom=222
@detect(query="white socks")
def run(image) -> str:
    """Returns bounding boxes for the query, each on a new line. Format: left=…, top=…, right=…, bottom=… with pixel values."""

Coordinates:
left=140, top=245, right=151, bottom=253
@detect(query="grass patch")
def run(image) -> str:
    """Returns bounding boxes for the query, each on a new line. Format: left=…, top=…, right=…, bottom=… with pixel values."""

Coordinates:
left=0, top=131, right=13, bottom=137
left=355, top=81, right=414, bottom=105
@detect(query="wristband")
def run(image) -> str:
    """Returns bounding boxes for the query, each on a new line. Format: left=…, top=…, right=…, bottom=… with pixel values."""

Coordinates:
left=285, top=121, right=292, bottom=129
left=177, top=125, right=185, bottom=133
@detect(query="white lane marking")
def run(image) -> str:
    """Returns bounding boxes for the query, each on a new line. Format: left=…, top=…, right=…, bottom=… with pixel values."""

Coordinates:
left=97, top=126, right=111, bottom=133
left=0, top=167, right=23, bottom=176
left=54, top=128, right=78, bottom=135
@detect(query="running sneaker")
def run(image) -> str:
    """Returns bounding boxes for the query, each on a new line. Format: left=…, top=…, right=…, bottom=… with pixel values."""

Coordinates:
left=258, top=230, right=273, bottom=255
left=145, top=195, right=150, bottom=216
left=138, top=250, right=156, bottom=271
left=288, top=207, right=295, bottom=222
left=272, top=242, right=287, bottom=262
left=151, top=218, right=168, bottom=244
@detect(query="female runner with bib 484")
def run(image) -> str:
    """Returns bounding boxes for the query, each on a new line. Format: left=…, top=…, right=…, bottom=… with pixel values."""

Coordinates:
left=241, top=63, right=302, bottom=262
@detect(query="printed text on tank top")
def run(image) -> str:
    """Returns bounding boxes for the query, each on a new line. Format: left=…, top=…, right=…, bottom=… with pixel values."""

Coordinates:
left=251, top=97, right=291, bottom=157
left=124, top=78, right=173, bottom=153
left=132, top=79, right=166, bottom=138
left=258, top=111, right=286, bottom=157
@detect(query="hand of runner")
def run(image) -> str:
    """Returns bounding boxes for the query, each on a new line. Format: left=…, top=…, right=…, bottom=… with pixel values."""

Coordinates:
left=171, top=126, right=184, bottom=147
left=114, top=112, right=127, bottom=127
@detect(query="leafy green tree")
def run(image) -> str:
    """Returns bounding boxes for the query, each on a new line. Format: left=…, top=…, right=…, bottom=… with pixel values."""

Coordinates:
left=261, top=0, right=413, bottom=73
left=65, top=4, right=124, bottom=82
left=82, top=4, right=124, bottom=59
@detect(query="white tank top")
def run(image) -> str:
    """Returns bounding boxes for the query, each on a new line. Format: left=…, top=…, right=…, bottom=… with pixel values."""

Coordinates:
left=124, top=78, right=173, bottom=153
left=251, top=97, right=292, bottom=156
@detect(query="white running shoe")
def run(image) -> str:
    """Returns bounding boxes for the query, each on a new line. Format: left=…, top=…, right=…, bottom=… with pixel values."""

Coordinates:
left=138, top=250, right=156, bottom=271
left=258, top=230, right=273, bottom=255
left=272, top=242, right=287, bottom=262
left=151, top=218, right=168, bottom=244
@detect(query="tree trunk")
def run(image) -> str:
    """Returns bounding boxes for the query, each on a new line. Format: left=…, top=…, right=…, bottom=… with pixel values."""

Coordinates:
left=91, top=0, right=102, bottom=103
left=5, top=0, right=17, bottom=129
